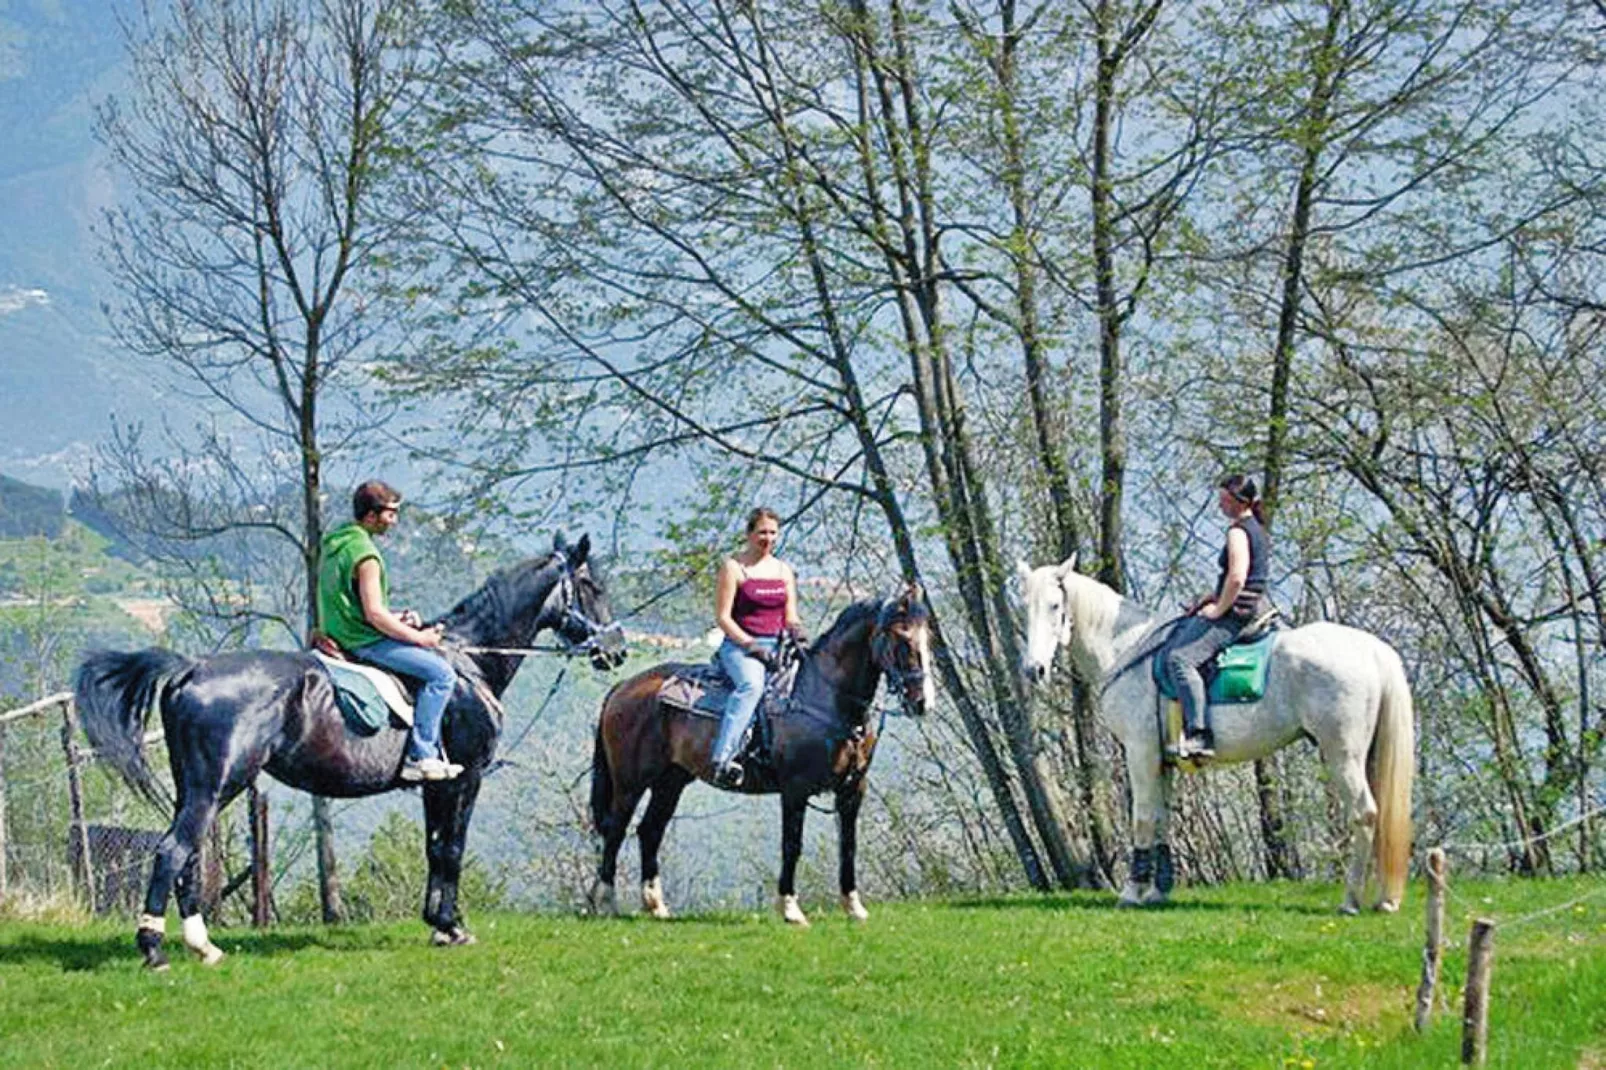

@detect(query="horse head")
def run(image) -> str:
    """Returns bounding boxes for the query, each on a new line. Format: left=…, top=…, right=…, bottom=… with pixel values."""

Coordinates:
left=1018, top=555, right=1078, bottom=686
left=870, top=582, right=936, bottom=716
left=543, top=533, right=627, bottom=670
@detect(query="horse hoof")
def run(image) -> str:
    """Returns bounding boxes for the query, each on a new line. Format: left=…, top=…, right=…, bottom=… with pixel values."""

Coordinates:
left=195, top=945, right=225, bottom=966
left=587, top=879, right=618, bottom=917
left=1338, top=902, right=1360, bottom=917
left=1374, top=899, right=1399, bottom=914
left=430, top=926, right=477, bottom=947
left=841, top=891, right=869, bottom=922
left=778, top=895, right=810, bottom=927
left=642, top=877, right=671, bottom=920
left=1140, top=888, right=1169, bottom=906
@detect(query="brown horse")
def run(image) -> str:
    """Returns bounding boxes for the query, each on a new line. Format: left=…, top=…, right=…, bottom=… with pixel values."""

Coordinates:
left=587, top=585, right=933, bottom=925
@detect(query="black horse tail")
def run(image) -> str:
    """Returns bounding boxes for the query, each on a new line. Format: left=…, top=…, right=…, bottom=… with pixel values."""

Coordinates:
left=74, top=649, right=192, bottom=809
left=589, top=723, right=614, bottom=835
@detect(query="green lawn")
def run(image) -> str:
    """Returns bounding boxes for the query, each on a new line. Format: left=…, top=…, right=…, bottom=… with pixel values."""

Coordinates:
left=1, top=878, right=1601, bottom=1068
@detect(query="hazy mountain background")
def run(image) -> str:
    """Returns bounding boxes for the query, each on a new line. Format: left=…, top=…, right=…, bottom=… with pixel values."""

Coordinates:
left=0, top=0, right=166, bottom=487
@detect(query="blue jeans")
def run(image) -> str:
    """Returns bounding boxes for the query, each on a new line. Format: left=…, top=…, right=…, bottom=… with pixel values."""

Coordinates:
left=1160, top=614, right=1246, bottom=735
left=355, top=638, right=457, bottom=761
left=711, top=637, right=776, bottom=768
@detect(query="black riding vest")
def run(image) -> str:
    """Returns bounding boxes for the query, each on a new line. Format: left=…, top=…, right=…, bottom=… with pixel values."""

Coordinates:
left=1215, top=515, right=1270, bottom=618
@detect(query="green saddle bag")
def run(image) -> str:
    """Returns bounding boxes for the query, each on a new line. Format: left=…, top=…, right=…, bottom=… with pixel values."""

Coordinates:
left=1154, top=629, right=1277, bottom=705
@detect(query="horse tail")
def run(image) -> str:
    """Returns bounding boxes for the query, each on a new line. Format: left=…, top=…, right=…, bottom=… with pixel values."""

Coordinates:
left=1370, top=644, right=1415, bottom=907
left=74, top=649, right=192, bottom=810
left=589, top=721, right=614, bottom=834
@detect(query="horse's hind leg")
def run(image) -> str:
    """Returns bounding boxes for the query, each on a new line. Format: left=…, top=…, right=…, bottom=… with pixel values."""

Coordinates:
left=138, top=797, right=218, bottom=970
left=173, top=845, right=224, bottom=965
left=1328, top=751, right=1378, bottom=915
left=636, top=767, right=692, bottom=919
left=590, top=782, right=645, bottom=917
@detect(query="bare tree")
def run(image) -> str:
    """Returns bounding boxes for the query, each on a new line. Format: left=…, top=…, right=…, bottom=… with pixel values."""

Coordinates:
left=94, top=0, right=426, bottom=922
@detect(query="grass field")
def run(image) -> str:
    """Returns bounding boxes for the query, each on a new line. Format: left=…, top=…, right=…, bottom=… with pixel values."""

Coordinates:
left=1, top=877, right=1602, bottom=1068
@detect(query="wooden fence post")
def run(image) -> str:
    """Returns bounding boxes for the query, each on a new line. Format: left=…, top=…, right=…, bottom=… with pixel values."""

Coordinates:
left=1461, top=917, right=1496, bottom=1066
left=1414, top=847, right=1447, bottom=1031
left=249, top=785, right=271, bottom=927
left=59, top=698, right=94, bottom=906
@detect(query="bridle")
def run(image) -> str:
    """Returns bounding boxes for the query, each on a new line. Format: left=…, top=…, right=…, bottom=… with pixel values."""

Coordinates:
left=459, top=552, right=624, bottom=662
left=870, top=602, right=928, bottom=718
left=542, top=552, right=626, bottom=662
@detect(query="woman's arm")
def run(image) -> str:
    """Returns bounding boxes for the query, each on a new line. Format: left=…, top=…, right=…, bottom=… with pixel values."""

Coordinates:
left=1202, top=527, right=1250, bottom=620
left=783, top=563, right=802, bottom=630
left=714, top=560, right=756, bottom=648
left=356, top=559, right=443, bottom=647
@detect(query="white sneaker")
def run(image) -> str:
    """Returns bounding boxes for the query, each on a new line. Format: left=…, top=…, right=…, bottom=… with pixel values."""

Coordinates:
left=400, top=756, right=462, bottom=782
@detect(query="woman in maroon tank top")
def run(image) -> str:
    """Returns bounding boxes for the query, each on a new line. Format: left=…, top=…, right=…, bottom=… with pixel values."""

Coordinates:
left=710, top=507, right=805, bottom=787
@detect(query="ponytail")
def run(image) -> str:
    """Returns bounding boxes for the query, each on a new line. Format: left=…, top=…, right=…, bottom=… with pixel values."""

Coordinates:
left=1220, top=473, right=1266, bottom=524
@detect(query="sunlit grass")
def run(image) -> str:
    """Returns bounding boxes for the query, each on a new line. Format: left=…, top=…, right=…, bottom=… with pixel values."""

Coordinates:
left=0, top=877, right=1601, bottom=1068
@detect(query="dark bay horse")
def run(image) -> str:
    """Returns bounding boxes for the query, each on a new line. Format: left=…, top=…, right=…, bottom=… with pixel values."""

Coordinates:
left=75, top=533, right=624, bottom=968
left=587, top=585, right=933, bottom=926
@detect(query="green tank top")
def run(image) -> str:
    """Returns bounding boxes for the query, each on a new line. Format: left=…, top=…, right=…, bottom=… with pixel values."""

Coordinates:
left=316, top=522, right=387, bottom=649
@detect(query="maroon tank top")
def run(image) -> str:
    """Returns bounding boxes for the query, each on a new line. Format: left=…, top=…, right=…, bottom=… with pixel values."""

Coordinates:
left=732, top=568, right=788, bottom=637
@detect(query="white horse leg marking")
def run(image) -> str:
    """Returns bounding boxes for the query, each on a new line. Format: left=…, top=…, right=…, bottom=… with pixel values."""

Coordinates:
left=841, top=890, right=869, bottom=922
left=181, top=914, right=225, bottom=965
left=778, top=894, right=810, bottom=927
left=139, top=913, right=166, bottom=936
left=641, top=876, right=670, bottom=919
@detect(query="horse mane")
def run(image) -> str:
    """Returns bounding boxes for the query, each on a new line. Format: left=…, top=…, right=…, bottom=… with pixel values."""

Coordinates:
left=439, top=552, right=560, bottom=641
left=1062, top=570, right=1128, bottom=643
left=812, top=598, right=884, bottom=652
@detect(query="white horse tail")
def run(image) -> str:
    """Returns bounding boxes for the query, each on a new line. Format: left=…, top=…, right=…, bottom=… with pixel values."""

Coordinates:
left=1370, top=645, right=1415, bottom=907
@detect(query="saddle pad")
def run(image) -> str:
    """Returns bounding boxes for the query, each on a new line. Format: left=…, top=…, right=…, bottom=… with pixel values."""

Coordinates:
left=657, top=664, right=730, bottom=719
left=313, top=651, right=414, bottom=732
left=1154, top=630, right=1278, bottom=705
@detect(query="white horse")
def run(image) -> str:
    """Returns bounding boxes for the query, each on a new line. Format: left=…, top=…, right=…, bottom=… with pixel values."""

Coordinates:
left=1019, top=558, right=1413, bottom=914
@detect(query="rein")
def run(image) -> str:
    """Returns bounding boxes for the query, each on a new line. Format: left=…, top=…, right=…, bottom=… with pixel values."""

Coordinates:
left=1098, top=613, right=1187, bottom=697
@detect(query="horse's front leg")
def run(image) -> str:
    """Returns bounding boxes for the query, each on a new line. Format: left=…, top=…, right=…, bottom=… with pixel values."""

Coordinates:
left=777, top=790, right=810, bottom=926
left=836, top=778, right=869, bottom=922
left=1142, top=765, right=1177, bottom=906
left=422, top=773, right=482, bottom=946
left=1119, top=753, right=1165, bottom=909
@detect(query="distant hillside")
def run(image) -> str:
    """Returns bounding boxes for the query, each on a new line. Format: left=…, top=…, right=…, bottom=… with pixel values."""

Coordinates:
left=0, top=474, right=63, bottom=537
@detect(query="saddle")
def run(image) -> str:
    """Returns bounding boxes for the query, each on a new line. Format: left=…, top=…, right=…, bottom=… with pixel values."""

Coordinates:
left=1152, top=606, right=1284, bottom=770
left=309, top=634, right=414, bottom=735
left=657, top=644, right=802, bottom=774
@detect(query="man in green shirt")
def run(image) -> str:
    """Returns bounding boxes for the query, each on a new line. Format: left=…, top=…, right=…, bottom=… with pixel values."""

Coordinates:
left=317, top=480, right=461, bottom=782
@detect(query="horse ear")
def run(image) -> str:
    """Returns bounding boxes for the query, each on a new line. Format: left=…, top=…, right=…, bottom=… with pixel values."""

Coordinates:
left=1016, top=559, right=1033, bottom=586
left=1054, top=554, right=1078, bottom=580
left=905, top=580, right=922, bottom=603
left=572, top=533, right=591, bottom=565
